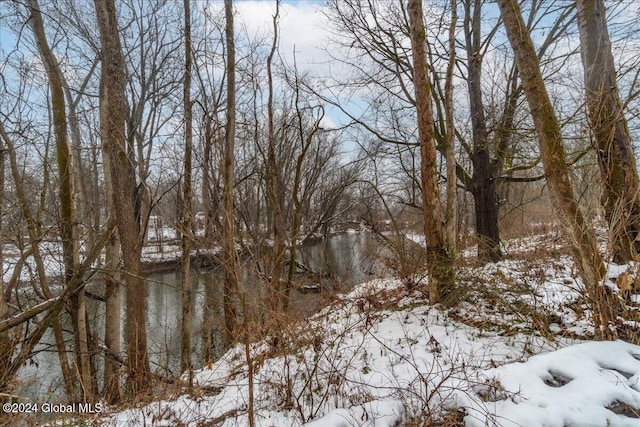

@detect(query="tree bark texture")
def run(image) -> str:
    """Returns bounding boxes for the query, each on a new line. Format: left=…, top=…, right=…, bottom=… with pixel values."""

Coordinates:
left=463, top=0, right=501, bottom=263
left=576, top=0, right=640, bottom=263
left=407, top=0, right=455, bottom=304
left=180, top=0, right=194, bottom=378
left=266, top=0, right=287, bottom=314
left=0, top=117, right=10, bottom=396
left=444, top=0, right=458, bottom=256
left=100, top=65, right=122, bottom=402
left=102, top=216, right=122, bottom=403
left=222, top=0, right=239, bottom=346
left=498, top=0, right=612, bottom=337
left=94, top=0, right=151, bottom=395
left=27, top=0, right=96, bottom=401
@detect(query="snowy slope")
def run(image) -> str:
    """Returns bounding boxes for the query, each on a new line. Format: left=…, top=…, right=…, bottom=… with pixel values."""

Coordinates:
left=101, top=285, right=640, bottom=426
left=94, top=233, right=640, bottom=426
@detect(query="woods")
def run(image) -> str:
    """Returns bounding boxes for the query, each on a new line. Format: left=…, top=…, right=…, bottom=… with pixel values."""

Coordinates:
left=1, top=0, right=640, bottom=423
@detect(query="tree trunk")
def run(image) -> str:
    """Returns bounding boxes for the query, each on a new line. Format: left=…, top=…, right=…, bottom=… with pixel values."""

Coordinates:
left=61, top=56, right=100, bottom=249
left=102, top=140, right=122, bottom=403
left=27, top=0, right=94, bottom=400
left=407, top=0, right=455, bottom=304
left=444, top=0, right=458, bottom=255
left=222, top=0, right=239, bottom=346
left=498, top=0, right=612, bottom=338
left=180, top=0, right=194, bottom=379
left=102, top=221, right=122, bottom=403
left=202, top=117, right=214, bottom=244
left=266, top=0, right=287, bottom=314
left=463, top=0, right=501, bottom=262
left=94, top=0, right=151, bottom=395
left=0, top=119, right=10, bottom=397
left=62, top=62, right=102, bottom=398
left=470, top=166, right=501, bottom=261
left=576, top=0, right=640, bottom=263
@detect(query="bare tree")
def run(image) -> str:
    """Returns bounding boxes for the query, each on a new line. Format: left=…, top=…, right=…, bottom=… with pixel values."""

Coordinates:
left=190, top=5, right=227, bottom=250
left=444, top=0, right=458, bottom=255
left=577, top=0, right=640, bottom=262
left=180, top=0, right=194, bottom=378
left=462, top=0, right=501, bottom=261
left=120, top=1, right=182, bottom=244
left=0, top=108, right=8, bottom=397
left=284, top=64, right=328, bottom=307
left=0, top=120, right=110, bottom=398
left=323, top=0, right=578, bottom=262
left=497, top=0, right=611, bottom=338
left=265, top=0, right=287, bottom=313
left=408, top=0, right=454, bottom=303
left=26, top=0, right=96, bottom=401
left=222, top=0, right=239, bottom=346
left=94, top=0, right=151, bottom=394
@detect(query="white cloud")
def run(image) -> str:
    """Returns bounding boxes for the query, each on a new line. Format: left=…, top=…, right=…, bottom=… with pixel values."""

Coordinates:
left=218, top=1, right=333, bottom=76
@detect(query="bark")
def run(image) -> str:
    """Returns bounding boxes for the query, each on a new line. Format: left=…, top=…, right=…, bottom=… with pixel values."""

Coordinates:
left=102, top=150, right=122, bottom=403
left=241, top=294, right=255, bottom=427
left=98, top=34, right=120, bottom=397
left=463, top=0, right=501, bottom=262
left=61, top=56, right=100, bottom=248
left=444, top=0, right=458, bottom=255
left=576, top=0, right=640, bottom=263
left=103, top=237, right=121, bottom=401
left=27, top=0, right=96, bottom=400
left=266, top=0, right=287, bottom=313
left=498, top=0, right=611, bottom=337
left=222, top=0, right=239, bottom=346
left=407, top=0, right=455, bottom=304
left=94, top=0, right=151, bottom=394
left=0, top=118, right=10, bottom=396
left=180, top=0, right=194, bottom=378
left=202, top=117, right=214, bottom=244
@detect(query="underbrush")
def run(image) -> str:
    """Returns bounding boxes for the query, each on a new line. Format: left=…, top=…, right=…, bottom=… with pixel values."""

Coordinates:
left=90, top=231, right=640, bottom=426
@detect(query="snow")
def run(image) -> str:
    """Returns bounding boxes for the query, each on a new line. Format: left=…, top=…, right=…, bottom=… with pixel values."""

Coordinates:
left=102, top=277, right=640, bottom=426
left=2, top=242, right=66, bottom=284
left=43, top=232, right=640, bottom=425
left=146, top=226, right=177, bottom=242
left=404, top=233, right=425, bottom=248
left=465, top=341, right=640, bottom=427
left=2, top=240, right=211, bottom=285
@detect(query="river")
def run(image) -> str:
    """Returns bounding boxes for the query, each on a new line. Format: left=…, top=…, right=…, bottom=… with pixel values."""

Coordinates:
left=16, top=232, right=383, bottom=401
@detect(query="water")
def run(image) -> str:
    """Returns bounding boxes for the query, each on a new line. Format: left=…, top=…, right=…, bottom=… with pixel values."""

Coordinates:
left=15, top=232, right=382, bottom=401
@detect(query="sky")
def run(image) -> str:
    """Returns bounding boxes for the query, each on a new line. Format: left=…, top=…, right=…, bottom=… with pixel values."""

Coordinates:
left=236, top=0, right=330, bottom=68
left=205, top=0, right=346, bottom=131
left=4, top=0, right=639, bottom=150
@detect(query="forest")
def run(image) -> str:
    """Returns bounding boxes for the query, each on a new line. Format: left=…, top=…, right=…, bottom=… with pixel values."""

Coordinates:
left=1, top=0, right=640, bottom=425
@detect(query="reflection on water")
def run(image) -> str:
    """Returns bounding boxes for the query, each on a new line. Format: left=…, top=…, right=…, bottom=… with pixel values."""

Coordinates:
left=16, top=232, right=382, bottom=401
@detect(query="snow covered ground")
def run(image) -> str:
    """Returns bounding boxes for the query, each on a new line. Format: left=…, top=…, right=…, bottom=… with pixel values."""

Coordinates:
left=2, top=233, right=188, bottom=284
left=95, top=232, right=640, bottom=426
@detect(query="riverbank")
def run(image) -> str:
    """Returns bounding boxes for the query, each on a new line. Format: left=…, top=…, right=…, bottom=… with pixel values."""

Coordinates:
left=7, top=232, right=378, bottom=411
left=94, top=232, right=640, bottom=426
left=1, top=230, right=368, bottom=282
